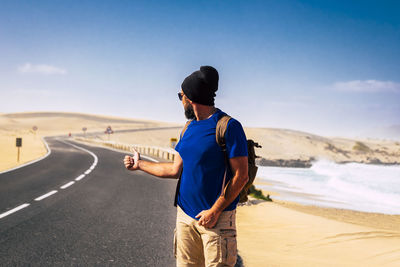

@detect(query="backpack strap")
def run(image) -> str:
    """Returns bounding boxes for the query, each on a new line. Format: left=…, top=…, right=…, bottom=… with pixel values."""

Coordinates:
left=216, top=115, right=231, bottom=147
left=216, top=115, right=232, bottom=198
left=174, top=120, right=193, bottom=207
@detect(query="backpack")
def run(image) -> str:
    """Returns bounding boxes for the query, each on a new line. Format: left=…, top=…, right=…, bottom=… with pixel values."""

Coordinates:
left=173, top=114, right=261, bottom=206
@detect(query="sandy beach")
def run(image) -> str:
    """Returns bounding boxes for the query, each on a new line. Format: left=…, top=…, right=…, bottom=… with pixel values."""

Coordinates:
left=1, top=111, right=400, bottom=266
left=236, top=199, right=400, bottom=267
left=235, top=177, right=400, bottom=266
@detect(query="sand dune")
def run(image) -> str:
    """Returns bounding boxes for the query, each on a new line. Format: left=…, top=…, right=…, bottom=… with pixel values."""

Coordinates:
left=237, top=200, right=400, bottom=266
left=2, top=111, right=399, bottom=167
left=0, top=111, right=177, bottom=171
left=1, top=111, right=399, bottom=170
left=0, top=111, right=174, bottom=135
left=245, top=127, right=400, bottom=165
left=1, top=111, right=400, bottom=266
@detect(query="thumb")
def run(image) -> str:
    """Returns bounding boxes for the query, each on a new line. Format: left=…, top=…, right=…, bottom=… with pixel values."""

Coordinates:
left=195, top=212, right=202, bottom=219
left=133, top=147, right=140, bottom=156
left=130, top=147, right=139, bottom=161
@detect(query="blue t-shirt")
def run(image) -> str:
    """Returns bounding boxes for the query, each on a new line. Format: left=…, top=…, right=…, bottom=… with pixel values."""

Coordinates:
left=175, top=109, right=248, bottom=219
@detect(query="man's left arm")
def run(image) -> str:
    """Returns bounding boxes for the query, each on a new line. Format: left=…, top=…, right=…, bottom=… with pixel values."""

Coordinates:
left=196, top=156, right=248, bottom=228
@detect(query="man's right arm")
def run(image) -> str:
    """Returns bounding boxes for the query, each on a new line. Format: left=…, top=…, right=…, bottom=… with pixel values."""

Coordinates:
left=123, top=152, right=182, bottom=179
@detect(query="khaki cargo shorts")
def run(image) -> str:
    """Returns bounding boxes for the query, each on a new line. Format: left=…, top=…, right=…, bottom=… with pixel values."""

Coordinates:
left=174, top=206, right=237, bottom=267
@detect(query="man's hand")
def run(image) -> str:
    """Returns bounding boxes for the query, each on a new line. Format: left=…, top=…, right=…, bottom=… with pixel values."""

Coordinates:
left=123, top=147, right=140, bottom=171
left=195, top=209, right=221, bottom=229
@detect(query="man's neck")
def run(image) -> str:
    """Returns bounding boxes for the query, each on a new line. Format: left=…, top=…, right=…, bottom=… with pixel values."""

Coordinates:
left=194, top=106, right=217, bottom=121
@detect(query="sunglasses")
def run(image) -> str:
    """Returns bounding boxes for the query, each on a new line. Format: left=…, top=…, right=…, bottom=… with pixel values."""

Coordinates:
left=178, top=92, right=183, bottom=101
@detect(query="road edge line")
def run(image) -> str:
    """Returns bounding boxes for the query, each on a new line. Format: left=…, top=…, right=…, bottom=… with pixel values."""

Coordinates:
left=0, top=137, right=52, bottom=175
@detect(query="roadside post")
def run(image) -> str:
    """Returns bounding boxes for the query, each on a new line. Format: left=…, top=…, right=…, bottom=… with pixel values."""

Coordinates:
left=170, top=138, right=178, bottom=148
left=16, top=137, right=22, bottom=162
left=32, top=126, right=38, bottom=136
left=82, top=127, right=87, bottom=137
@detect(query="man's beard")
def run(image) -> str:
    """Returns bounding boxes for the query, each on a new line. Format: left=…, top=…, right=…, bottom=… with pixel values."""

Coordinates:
left=184, top=102, right=196, bottom=120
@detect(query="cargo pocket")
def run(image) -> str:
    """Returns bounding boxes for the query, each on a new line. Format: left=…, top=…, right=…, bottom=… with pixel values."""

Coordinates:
left=220, top=229, right=237, bottom=266
left=173, top=228, right=177, bottom=258
left=203, top=234, right=222, bottom=265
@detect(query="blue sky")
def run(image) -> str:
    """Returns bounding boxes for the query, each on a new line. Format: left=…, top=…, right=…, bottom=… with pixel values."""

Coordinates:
left=0, top=0, right=399, bottom=138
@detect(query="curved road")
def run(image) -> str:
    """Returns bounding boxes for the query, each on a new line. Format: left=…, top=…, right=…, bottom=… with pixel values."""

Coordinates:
left=0, top=137, right=177, bottom=266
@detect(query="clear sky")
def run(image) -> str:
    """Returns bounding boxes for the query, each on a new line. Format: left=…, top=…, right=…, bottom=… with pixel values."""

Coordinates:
left=1, top=0, right=399, bottom=138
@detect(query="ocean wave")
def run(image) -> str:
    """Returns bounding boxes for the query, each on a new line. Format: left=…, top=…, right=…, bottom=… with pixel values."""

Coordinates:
left=257, top=160, right=400, bottom=214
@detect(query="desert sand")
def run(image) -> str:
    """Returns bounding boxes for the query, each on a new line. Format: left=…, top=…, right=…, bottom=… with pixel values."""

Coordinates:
left=1, top=111, right=400, bottom=266
left=235, top=178, right=400, bottom=266
left=0, top=111, right=178, bottom=171
left=245, top=127, right=400, bottom=165
left=236, top=199, right=400, bottom=267
left=2, top=112, right=399, bottom=172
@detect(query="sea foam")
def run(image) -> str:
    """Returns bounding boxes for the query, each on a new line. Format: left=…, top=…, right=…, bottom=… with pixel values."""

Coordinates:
left=257, top=160, right=400, bottom=214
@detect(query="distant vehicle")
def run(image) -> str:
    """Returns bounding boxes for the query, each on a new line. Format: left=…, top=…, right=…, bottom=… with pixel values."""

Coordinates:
left=105, top=126, right=113, bottom=140
left=105, top=126, right=113, bottom=134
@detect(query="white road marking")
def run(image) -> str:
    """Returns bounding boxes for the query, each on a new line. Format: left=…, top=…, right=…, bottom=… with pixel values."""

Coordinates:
left=58, top=139, right=98, bottom=163
left=0, top=203, right=30, bottom=219
left=75, top=142, right=159, bottom=162
left=58, top=139, right=99, bottom=177
left=75, top=174, right=85, bottom=181
left=1, top=139, right=162, bottom=220
left=60, top=181, right=75, bottom=189
left=0, top=137, right=52, bottom=175
left=0, top=139, right=102, bottom=220
left=140, top=155, right=158, bottom=162
left=34, top=190, right=58, bottom=201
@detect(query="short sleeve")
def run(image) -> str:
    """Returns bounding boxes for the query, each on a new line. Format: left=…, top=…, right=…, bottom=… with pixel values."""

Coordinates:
left=174, top=131, right=182, bottom=153
left=175, top=139, right=181, bottom=153
left=225, top=119, right=248, bottom=159
left=175, top=121, right=192, bottom=153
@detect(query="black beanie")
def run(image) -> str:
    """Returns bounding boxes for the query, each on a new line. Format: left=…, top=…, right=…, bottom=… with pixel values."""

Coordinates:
left=181, top=66, right=219, bottom=106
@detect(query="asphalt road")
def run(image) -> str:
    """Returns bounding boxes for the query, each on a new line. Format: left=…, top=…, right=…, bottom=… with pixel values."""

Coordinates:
left=0, top=137, right=177, bottom=266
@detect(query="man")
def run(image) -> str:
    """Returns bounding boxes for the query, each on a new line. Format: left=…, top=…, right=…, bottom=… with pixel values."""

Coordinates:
left=123, top=66, right=248, bottom=267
